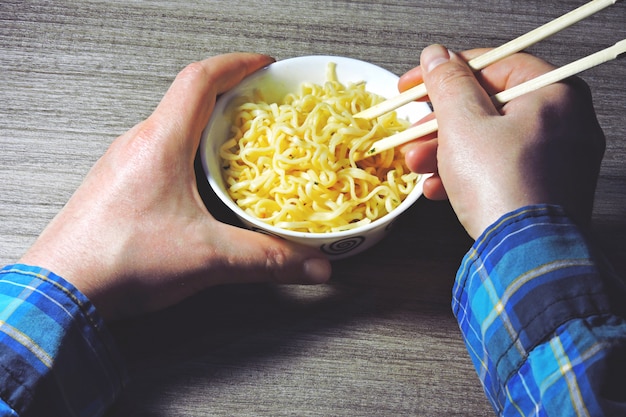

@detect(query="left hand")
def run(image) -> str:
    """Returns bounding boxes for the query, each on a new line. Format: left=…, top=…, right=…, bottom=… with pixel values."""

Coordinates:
left=20, top=53, right=332, bottom=320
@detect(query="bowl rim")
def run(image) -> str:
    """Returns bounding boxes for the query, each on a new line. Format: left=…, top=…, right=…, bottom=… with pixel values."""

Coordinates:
left=200, top=55, right=429, bottom=240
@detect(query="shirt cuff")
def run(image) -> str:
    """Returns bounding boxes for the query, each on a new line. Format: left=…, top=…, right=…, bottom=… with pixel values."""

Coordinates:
left=452, top=205, right=614, bottom=408
left=0, top=264, right=127, bottom=416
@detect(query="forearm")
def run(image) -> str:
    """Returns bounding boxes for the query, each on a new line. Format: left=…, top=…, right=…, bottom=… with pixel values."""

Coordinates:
left=454, top=205, right=626, bottom=416
left=0, top=264, right=126, bottom=417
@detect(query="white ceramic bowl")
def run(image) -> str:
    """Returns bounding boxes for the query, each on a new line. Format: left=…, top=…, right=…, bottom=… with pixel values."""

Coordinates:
left=200, top=55, right=432, bottom=260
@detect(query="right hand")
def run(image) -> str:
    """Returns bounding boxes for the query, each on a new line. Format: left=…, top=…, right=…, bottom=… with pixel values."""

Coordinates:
left=400, top=44, right=606, bottom=239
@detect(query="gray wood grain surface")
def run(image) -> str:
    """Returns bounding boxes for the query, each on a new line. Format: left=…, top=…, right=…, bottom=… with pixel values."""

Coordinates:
left=1, top=1, right=625, bottom=416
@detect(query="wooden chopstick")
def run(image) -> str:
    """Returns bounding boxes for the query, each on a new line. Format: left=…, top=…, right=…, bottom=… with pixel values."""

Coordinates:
left=361, top=39, right=626, bottom=159
left=354, top=0, right=620, bottom=120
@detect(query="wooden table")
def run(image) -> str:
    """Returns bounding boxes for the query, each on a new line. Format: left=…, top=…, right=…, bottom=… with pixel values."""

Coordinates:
left=1, top=1, right=624, bottom=415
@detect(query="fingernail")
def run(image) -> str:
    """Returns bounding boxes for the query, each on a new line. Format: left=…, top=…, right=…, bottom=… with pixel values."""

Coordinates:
left=304, top=258, right=332, bottom=283
left=422, top=44, right=451, bottom=73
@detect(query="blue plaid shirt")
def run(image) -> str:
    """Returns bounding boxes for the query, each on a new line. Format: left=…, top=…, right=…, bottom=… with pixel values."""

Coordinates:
left=1, top=205, right=625, bottom=416
left=455, top=205, right=626, bottom=416
left=0, top=264, right=126, bottom=416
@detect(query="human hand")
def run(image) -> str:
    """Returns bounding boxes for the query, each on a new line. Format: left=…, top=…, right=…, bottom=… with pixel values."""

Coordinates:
left=400, top=44, right=605, bottom=239
left=20, top=53, right=332, bottom=320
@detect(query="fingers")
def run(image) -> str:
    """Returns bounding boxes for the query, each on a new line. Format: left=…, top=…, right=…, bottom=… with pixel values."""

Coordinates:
left=422, top=175, right=448, bottom=201
left=398, top=66, right=424, bottom=96
left=403, top=139, right=448, bottom=200
left=401, top=45, right=496, bottom=203
left=399, top=46, right=554, bottom=99
left=420, top=45, right=499, bottom=124
left=475, top=52, right=557, bottom=96
left=398, top=48, right=491, bottom=95
left=148, top=53, right=275, bottom=154
left=403, top=137, right=438, bottom=173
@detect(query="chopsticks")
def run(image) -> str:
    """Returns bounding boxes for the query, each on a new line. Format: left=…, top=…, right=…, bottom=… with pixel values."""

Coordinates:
left=361, top=39, right=626, bottom=158
left=354, top=0, right=620, bottom=121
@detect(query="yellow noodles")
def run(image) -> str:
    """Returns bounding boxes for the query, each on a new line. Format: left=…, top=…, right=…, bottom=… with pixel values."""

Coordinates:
left=220, top=63, right=419, bottom=233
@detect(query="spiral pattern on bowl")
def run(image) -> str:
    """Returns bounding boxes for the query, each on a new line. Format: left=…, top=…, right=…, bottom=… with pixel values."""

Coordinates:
left=320, top=236, right=365, bottom=256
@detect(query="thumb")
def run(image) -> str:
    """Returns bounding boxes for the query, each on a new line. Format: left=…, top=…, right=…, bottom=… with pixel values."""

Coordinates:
left=420, top=45, right=499, bottom=126
left=208, top=222, right=333, bottom=286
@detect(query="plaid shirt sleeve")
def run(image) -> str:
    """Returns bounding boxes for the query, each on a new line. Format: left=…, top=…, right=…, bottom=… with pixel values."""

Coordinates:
left=0, top=264, right=126, bottom=417
left=453, top=205, right=626, bottom=416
